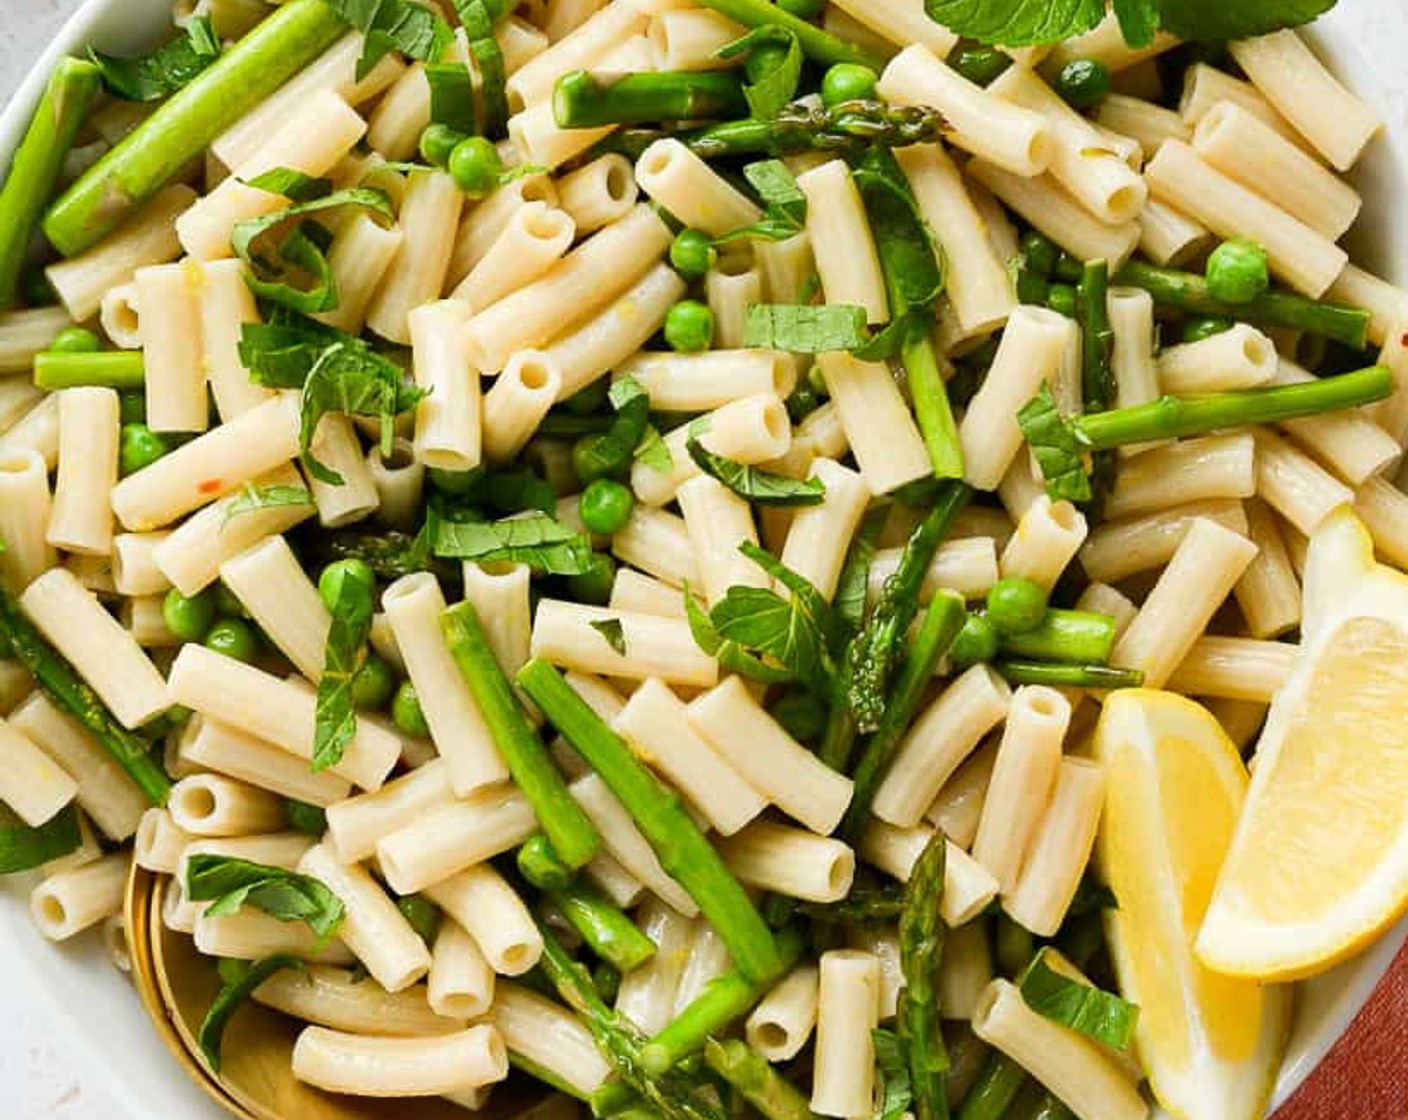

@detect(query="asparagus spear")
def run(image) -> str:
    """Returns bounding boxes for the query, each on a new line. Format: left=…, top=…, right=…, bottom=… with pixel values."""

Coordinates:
left=443, top=603, right=601, bottom=870
left=0, top=58, right=101, bottom=308
left=554, top=70, right=747, bottom=128
left=904, top=326, right=965, bottom=480
left=1029, top=1096, right=1076, bottom=1120
left=43, top=0, right=346, bottom=255
left=704, top=1039, right=820, bottom=1120
left=548, top=879, right=658, bottom=972
left=517, top=833, right=577, bottom=890
left=1077, top=261, right=1113, bottom=414
left=1113, top=260, right=1370, bottom=349
left=841, top=591, right=967, bottom=838
left=846, top=482, right=971, bottom=732
left=0, top=584, right=170, bottom=805
left=900, top=832, right=950, bottom=1120
left=955, top=1054, right=1027, bottom=1120
left=518, top=659, right=782, bottom=983
left=694, top=0, right=887, bottom=69
left=997, top=610, right=1116, bottom=666
left=797, top=886, right=906, bottom=926
left=33, top=350, right=145, bottom=391
left=994, top=662, right=1144, bottom=690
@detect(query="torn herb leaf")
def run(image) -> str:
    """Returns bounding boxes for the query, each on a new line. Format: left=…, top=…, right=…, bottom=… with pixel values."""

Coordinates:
left=743, top=304, right=870, bottom=353
left=0, top=803, right=82, bottom=875
left=186, top=855, right=346, bottom=942
left=590, top=618, right=628, bottom=656
left=434, top=513, right=596, bottom=575
left=91, top=16, right=220, bottom=102
left=1018, top=949, right=1140, bottom=1051
left=198, top=954, right=304, bottom=1072
left=687, top=438, right=825, bottom=507
left=312, top=558, right=376, bottom=772
left=222, top=482, right=315, bottom=526
left=1017, top=384, right=1092, bottom=503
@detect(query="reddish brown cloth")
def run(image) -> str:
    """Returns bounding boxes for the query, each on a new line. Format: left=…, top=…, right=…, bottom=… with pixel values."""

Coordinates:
left=1272, top=938, right=1408, bottom=1119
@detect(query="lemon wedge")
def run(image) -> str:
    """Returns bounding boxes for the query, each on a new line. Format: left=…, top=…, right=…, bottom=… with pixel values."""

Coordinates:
left=1094, top=689, right=1291, bottom=1120
left=1197, top=508, right=1408, bottom=981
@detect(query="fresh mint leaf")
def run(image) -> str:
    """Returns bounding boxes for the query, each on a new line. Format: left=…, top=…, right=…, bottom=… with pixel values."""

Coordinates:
left=283, top=799, right=328, bottom=836
left=634, top=425, right=674, bottom=473
left=0, top=803, right=81, bottom=874
left=686, top=438, right=825, bottom=507
left=685, top=589, right=795, bottom=685
left=222, top=482, right=315, bottom=526
left=719, top=27, right=803, bottom=120
left=313, top=559, right=376, bottom=773
left=186, top=855, right=346, bottom=942
left=434, top=513, right=596, bottom=575
left=322, top=0, right=456, bottom=79
left=833, top=504, right=889, bottom=636
left=1018, top=949, right=1140, bottom=1050
left=244, top=168, right=333, bottom=203
left=739, top=541, right=843, bottom=653
left=744, top=159, right=806, bottom=225
left=854, top=149, right=945, bottom=316
left=1112, top=0, right=1160, bottom=48
left=743, top=304, right=870, bottom=353
left=870, top=1028, right=913, bottom=1120
left=1154, top=0, right=1336, bottom=41
left=1017, top=383, right=1092, bottom=503
left=90, top=16, right=220, bottom=102
left=483, top=469, right=558, bottom=515
left=198, top=954, right=304, bottom=1072
left=574, top=378, right=652, bottom=482
left=299, top=341, right=425, bottom=485
left=237, top=316, right=346, bottom=389
left=426, top=62, right=477, bottom=132
left=923, top=0, right=1105, bottom=47
left=590, top=618, right=628, bottom=656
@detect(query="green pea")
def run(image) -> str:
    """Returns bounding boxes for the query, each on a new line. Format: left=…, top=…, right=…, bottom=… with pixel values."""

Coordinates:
left=49, top=326, right=101, bottom=353
left=1055, top=58, right=1112, bottom=108
left=1182, top=316, right=1235, bottom=344
left=949, top=613, right=999, bottom=669
left=118, top=393, right=145, bottom=425
left=669, top=228, right=717, bottom=281
left=1047, top=283, right=1077, bottom=318
left=419, top=123, right=466, bottom=169
left=572, top=433, right=619, bottom=486
left=948, top=43, right=1012, bottom=87
left=745, top=42, right=791, bottom=85
left=1206, top=238, right=1270, bottom=304
left=351, top=653, right=397, bottom=712
left=985, top=577, right=1049, bottom=636
left=1053, top=252, right=1085, bottom=282
left=392, top=680, right=431, bottom=738
left=821, top=64, right=879, bottom=108
left=162, top=587, right=217, bottom=643
left=284, top=799, right=328, bottom=836
left=213, top=580, right=248, bottom=619
left=562, top=378, right=611, bottom=416
left=448, top=136, right=504, bottom=199
left=664, top=299, right=714, bottom=353
left=774, top=0, right=823, bottom=16
left=1020, top=230, right=1061, bottom=278
left=206, top=618, right=260, bottom=663
left=566, top=552, right=617, bottom=606
left=579, top=479, right=635, bottom=535
left=120, top=423, right=170, bottom=476
left=318, top=559, right=375, bottom=612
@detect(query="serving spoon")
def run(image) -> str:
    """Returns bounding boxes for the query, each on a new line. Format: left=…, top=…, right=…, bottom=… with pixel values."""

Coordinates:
left=123, top=864, right=556, bottom=1120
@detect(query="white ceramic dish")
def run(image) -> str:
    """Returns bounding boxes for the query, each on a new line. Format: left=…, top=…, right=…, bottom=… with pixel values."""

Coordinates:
left=1, top=3, right=1406, bottom=1118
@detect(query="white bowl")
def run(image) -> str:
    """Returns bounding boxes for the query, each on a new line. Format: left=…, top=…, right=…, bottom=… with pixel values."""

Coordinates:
left=1, top=3, right=1406, bottom=1118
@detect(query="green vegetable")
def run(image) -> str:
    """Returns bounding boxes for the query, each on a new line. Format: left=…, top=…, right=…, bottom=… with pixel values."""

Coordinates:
left=580, top=479, right=637, bottom=534
left=516, top=834, right=576, bottom=889
left=1182, top=316, right=1234, bottom=343
left=449, top=136, right=505, bottom=198
left=567, top=552, right=618, bottom=605
left=704, top=1039, right=820, bottom=1120
left=999, top=609, right=1116, bottom=664
left=350, top=652, right=396, bottom=711
left=995, top=915, right=1035, bottom=978
left=549, top=879, right=658, bottom=972
left=665, top=300, right=715, bottom=353
left=1020, top=231, right=1060, bottom=278
left=900, top=832, right=950, bottom=1120
left=205, top=618, right=260, bottom=664
left=1017, top=949, right=1139, bottom=1050
left=33, top=350, right=145, bottom=391
left=163, top=587, right=217, bottom=643
left=573, top=377, right=653, bottom=483
left=822, top=63, right=880, bottom=107
left=45, top=0, right=347, bottom=256
left=995, top=662, right=1145, bottom=689
left=186, top=854, right=345, bottom=942
left=797, top=886, right=905, bottom=927
left=198, top=954, right=303, bottom=1072
left=1054, top=59, right=1111, bottom=108
left=312, top=557, right=375, bottom=772
left=1113, top=260, right=1368, bottom=348
left=518, top=660, right=783, bottom=983
left=950, top=613, right=999, bottom=669
left=426, top=63, right=477, bottom=135
left=455, top=0, right=509, bottom=137
left=1047, top=282, right=1076, bottom=318
left=776, top=0, right=824, bottom=15
left=396, top=893, right=442, bottom=943
left=49, top=327, right=101, bottom=353
left=443, top=601, right=602, bottom=870
left=694, top=0, right=885, bottom=69
left=91, top=16, right=220, bottom=102
left=420, top=123, right=466, bottom=168
left=1205, top=238, right=1270, bottom=304
left=118, top=393, right=145, bottom=425
left=0, top=57, right=101, bottom=307
left=0, top=803, right=82, bottom=874
left=435, top=512, right=597, bottom=575
left=660, top=100, right=948, bottom=161
left=120, top=423, right=171, bottom=476
left=743, top=304, right=869, bottom=353
left=392, top=680, right=430, bottom=738
left=955, top=1054, right=1026, bottom=1120
left=670, top=229, right=717, bottom=279
left=221, top=481, right=315, bottom=525
left=947, top=44, right=1012, bottom=86
left=553, top=70, right=746, bottom=127
left=284, top=799, right=327, bottom=837
left=984, top=578, right=1050, bottom=637
left=686, top=438, right=826, bottom=507
left=321, top=0, right=453, bottom=78
left=726, top=28, right=804, bottom=121
left=873, top=1028, right=917, bottom=1120
left=769, top=691, right=827, bottom=744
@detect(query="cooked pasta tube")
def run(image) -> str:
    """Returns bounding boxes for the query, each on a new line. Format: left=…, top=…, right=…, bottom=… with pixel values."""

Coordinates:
left=816, top=350, right=931, bottom=496
left=367, top=169, right=465, bottom=346
left=611, top=505, right=699, bottom=588
left=1178, top=63, right=1303, bottom=145
left=939, top=919, right=994, bottom=1022
left=924, top=739, right=998, bottom=850
left=796, top=159, right=888, bottom=323
left=531, top=599, right=718, bottom=687
left=878, top=46, right=1050, bottom=176
left=1078, top=499, right=1248, bottom=584
left=429, top=919, right=497, bottom=1020
left=449, top=175, right=560, bottom=287
left=325, top=760, right=455, bottom=864
left=777, top=459, right=872, bottom=601
left=167, top=644, right=401, bottom=791
left=256, top=966, right=461, bottom=1037
left=647, top=8, right=744, bottom=70
left=677, top=475, right=766, bottom=606
left=1156, top=324, right=1278, bottom=394
left=614, top=350, right=796, bottom=413
left=133, top=265, right=208, bottom=437
left=859, top=822, right=999, bottom=926
left=408, top=299, right=480, bottom=473
left=1354, top=475, right=1408, bottom=570
left=0, top=379, right=43, bottom=437
left=631, top=393, right=791, bottom=506
left=383, top=573, right=507, bottom=795
left=126, top=596, right=189, bottom=646
left=557, top=154, right=638, bottom=233
left=45, top=185, right=195, bottom=322
left=178, top=716, right=352, bottom=808
left=424, top=864, right=543, bottom=977
left=0, top=717, right=77, bottom=828
left=0, top=449, right=56, bottom=591
left=1105, top=287, right=1161, bottom=456
left=1102, top=433, right=1256, bottom=521
left=366, top=63, right=430, bottom=160
left=168, top=773, right=285, bottom=837
left=1166, top=637, right=1298, bottom=703
left=866, top=538, right=1001, bottom=605
left=134, top=808, right=193, bottom=874
left=717, top=821, right=855, bottom=904
left=313, top=213, right=405, bottom=336
left=810, top=951, right=880, bottom=1119
left=609, top=570, right=686, bottom=619
left=376, top=784, right=537, bottom=896
left=30, top=852, right=128, bottom=942
left=292, top=1024, right=507, bottom=1098
left=1233, top=498, right=1302, bottom=639
left=1254, top=428, right=1355, bottom=536
left=1328, top=264, right=1408, bottom=348
left=452, top=202, right=576, bottom=312
left=220, top=534, right=331, bottom=681
left=826, top=0, right=954, bottom=55
left=615, top=898, right=693, bottom=1032
left=492, top=981, right=611, bottom=1095
left=746, top=963, right=819, bottom=1061
left=182, top=834, right=316, bottom=882
left=1271, top=361, right=1399, bottom=486
left=1229, top=30, right=1381, bottom=171
left=637, top=138, right=761, bottom=238
left=367, top=439, right=424, bottom=530
left=483, top=351, right=562, bottom=463
left=1000, top=497, right=1087, bottom=592
left=971, top=687, right=1070, bottom=894
left=972, top=979, right=1147, bottom=1120
left=461, top=563, right=533, bottom=688
left=1095, top=94, right=1190, bottom=155
left=194, top=258, right=271, bottom=421
left=1136, top=197, right=1214, bottom=268
left=673, top=921, right=735, bottom=1013
left=0, top=394, right=59, bottom=471
left=507, top=1, right=650, bottom=107
left=688, top=676, right=855, bottom=835
left=873, top=665, right=1012, bottom=828
left=705, top=254, right=763, bottom=351
left=45, top=388, right=118, bottom=557
left=570, top=771, right=696, bottom=916
left=755, top=232, right=815, bottom=308
left=896, top=144, right=1014, bottom=335
left=1112, top=518, right=1258, bottom=690
left=0, top=310, right=69, bottom=378
left=1043, top=9, right=1177, bottom=73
